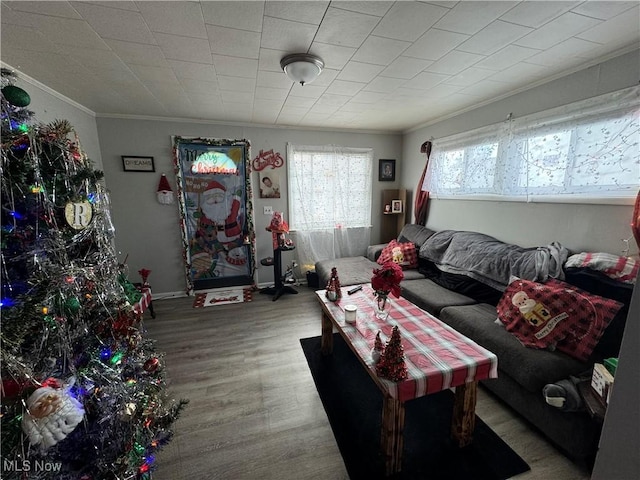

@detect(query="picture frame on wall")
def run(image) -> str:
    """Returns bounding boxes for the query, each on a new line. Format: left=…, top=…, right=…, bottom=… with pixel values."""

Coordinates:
left=379, top=159, right=395, bottom=181
left=391, top=199, right=403, bottom=213
left=122, top=156, right=155, bottom=172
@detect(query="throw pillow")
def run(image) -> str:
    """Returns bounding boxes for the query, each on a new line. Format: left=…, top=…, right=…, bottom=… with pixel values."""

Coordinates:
left=377, top=240, right=418, bottom=269
left=565, top=252, right=638, bottom=284
left=496, top=277, right=623, bottom=362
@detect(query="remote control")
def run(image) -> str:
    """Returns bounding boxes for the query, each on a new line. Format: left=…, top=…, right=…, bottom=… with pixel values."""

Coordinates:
left=347, top=285, right=363, bottom=295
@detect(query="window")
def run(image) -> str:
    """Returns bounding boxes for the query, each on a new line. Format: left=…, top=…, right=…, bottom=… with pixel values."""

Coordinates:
left=425, top=86, right=640, bottom=203
left=287, top=144, right=373, bottom=231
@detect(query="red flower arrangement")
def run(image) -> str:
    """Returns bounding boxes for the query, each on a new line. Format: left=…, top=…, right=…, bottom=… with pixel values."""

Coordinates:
left=371, top=261, right=404, bottom=298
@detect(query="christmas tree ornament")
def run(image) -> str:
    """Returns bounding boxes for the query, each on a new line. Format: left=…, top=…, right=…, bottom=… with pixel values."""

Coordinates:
left=325, top=267, right=342, bottom=301
left=64, top=200, right=93, bottom=230
left=21, top=386, right=85, bottom=450
left=372, top=331, right=384, bottom=364
left=2, top=85, right=31, bottom=107
left=156, top=174, right=175, bottom=205
left=144, top=357, right=160, bottom=373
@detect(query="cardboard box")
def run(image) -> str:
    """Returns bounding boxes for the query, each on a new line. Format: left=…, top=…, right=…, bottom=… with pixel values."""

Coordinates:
left=591, top=363, right=614, bottom=404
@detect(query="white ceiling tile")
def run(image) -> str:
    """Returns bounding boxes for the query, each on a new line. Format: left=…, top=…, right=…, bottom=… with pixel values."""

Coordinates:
left=475, top=44, right=541, bottom=70
left=433, top=1, right=519, bottom=34
left=403, top=28, right=469, bottom=60
left=402, top=71, right=449, bottom=90
left=60, top=45, right=128, bottom=70
left=444, top=66, right=496, bottom=87
left=458, top=79, right=516, bottom=98
left=284, top=96, right=317, bottom=108
left=220, top=90, right=254, bottom=103
left=499, top=1, right=579, bottom=28
left=260, top=16, right=317, bottom=51
left=308, top=68, right=339, bottom=87
left=255, top=86, right=289, bottom=101
left=379, top=56, right=433, bottom=79
left=252, top=110, right=281, bottom=124
left=576, top=5, right=640, bottom=44
left=128, top=64, right=179, bottom=84
left=325, top=80, right=365, bottom=96
left=259, top=48, right=288, bottom=73
left=81, top=2, right=140, bottom=12
left=27, top=14, right=109, bottom=49
left=309, top=43, right=357, bottom=70
left=105, top=39, right=168, bottom=67
left=351, top=36, right=410, bottom=66
left=211, top=55, right=258, bottom=78
left=289, top=83, right=327, bottom=98
left=363, top=76, right=404, bottom=93
left=372, top=2, right=449, bottom=42
left=136, top=1, right=207, bottom=38
left=206, top=25, right=261, bottom=59
left=179, top=78, right=219, bottom=95
left=0, top=23, right=59, bottom=53
left=487, top=62, right=550, bottom=84
left=72, top=2, right=155, bottom=44
left=414, top=83, right=463, bottom=99
left=253, top=98, right=284, bottom=111
left=425, top=50, right=484, bottom=75
left=257, top=70, right=293, bottom=89
left=144, top=80, right=187, bottom=98
left=571, top=1, right=638, bottom=20
left=218, top=76, right=256, bottom=92
left=332, top=1, right=394, bottom=16
left=316, top=93, right=351, bottom=107
left=1, top=3, right=37, bottom=27
left=336, top=61, right=385, bottom=83
left=154, top=33, right=212, bottom=64
left=525, top=37, right=605, bottom=66
left=457, top=20, right=532, bottom=55
left=265, top=1, right=328, bottom=24
left=351, top=90, right=387, bottom=103
left=202, top=1, right=265, bottom=32
left=314, top=7, right=379, bottom=48
left=514, top=12, right=602, bottom=50
left=8, top=1, right=81, bottom=18
left=168, top=60, right=217, bottom=81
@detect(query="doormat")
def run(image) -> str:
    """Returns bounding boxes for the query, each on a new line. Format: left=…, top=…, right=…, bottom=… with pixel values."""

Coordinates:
left=193, top=287, right=252, bottom=308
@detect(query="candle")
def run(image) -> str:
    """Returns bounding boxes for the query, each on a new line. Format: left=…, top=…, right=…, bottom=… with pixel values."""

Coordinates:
left=344, top=304, right=357, bottom=324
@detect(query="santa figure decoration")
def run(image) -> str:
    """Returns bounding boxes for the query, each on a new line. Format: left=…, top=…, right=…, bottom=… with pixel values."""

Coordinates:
left=156, top=174, right=175, bottom=205
left=195, top=179, right=244, bottom=250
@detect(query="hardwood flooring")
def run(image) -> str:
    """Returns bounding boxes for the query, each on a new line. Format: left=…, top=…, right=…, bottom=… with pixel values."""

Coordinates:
left=145, top=288, right=590, bottom=479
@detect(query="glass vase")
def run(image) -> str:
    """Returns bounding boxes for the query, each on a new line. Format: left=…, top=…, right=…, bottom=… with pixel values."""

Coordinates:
left=375, top=293, right=389, bottom=320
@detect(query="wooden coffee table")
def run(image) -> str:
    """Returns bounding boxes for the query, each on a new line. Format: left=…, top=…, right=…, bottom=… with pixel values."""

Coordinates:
left=315, top=284, right=498, bottom=475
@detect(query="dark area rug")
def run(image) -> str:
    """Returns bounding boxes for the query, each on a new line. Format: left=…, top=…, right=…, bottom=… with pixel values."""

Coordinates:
left=301, top=334, right=530, bottom=480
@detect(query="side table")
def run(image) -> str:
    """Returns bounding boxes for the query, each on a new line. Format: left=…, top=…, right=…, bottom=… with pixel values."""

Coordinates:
left=260, top=228, right=298, bottom=301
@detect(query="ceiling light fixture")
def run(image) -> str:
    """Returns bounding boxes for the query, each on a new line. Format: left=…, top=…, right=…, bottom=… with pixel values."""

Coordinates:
left=280, top=53, right=324, bottom=86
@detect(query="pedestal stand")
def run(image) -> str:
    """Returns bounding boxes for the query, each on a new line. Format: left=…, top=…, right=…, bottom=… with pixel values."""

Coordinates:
left=260, top=228, right=298, bottom=301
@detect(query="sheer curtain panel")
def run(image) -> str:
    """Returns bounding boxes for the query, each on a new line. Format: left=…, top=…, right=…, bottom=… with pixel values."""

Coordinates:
left=424, top=86, right=639, bottom=203
left=287, top=144, right=373, bottom=275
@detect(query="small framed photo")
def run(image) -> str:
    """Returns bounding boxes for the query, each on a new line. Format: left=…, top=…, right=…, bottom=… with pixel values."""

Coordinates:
left=122, top=156, right=155, bottom=172
left=259, top=171, right=281, bottom=198
left=379, top=159, right=395, bottom=181
left=391, top=199, right=403, bottom=213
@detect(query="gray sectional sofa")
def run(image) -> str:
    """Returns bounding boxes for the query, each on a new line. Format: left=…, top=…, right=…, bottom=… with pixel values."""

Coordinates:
left=315, top=224, right=634, bottom=465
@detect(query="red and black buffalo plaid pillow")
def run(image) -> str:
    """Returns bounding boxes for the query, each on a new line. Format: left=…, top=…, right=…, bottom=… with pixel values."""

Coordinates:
left=496, top=277, right=623, bottom=362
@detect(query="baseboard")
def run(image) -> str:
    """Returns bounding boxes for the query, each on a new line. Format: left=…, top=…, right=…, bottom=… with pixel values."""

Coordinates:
left=152, top=291, right=189, bottom=300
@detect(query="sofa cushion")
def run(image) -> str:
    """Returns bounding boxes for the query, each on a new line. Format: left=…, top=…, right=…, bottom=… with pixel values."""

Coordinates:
left=397, top=224, right=435, bottom=249
left=439, top=303, right=587, bottom=393
left=400, top=278, right=476, bottom=316
left=315, top=257, right=378, bottom=287
left=377, top=239, right=418, bottom=269
left=496, top=277, right=623, bottom=362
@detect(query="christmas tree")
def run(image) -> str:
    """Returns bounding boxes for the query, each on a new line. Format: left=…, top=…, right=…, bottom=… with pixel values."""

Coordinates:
left=1, top=68, right=187, bottom=479
left=376, top=326, right=408, bottom=382
left=325, top=266, right=342, bottom=301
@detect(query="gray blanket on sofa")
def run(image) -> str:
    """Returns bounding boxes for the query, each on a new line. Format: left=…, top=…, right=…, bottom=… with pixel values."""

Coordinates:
left=420, top=230, right=569, bottom=291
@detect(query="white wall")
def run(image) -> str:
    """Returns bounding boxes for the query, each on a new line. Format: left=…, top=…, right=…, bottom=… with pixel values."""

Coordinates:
left=401, top=50, right=639, bottom=255
left=9, top=68, right=103, bottom=170
left=95, top=118, right=401, bottom=295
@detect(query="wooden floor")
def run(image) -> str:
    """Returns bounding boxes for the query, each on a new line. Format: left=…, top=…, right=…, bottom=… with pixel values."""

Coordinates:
left=146, top=287, right=590, bottom=480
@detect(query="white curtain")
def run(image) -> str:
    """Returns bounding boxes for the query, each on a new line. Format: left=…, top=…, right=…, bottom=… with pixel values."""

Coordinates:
left=425, top=85, right=640, bottom=202
left=287, top=144, right=373, bottom=275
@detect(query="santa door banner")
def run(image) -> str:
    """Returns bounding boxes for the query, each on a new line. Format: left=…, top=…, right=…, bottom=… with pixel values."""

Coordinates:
left=173, top=137, right=256, bottom=294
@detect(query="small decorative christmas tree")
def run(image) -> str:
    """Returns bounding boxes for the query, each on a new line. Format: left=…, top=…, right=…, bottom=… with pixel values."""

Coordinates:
left=325, top=266, right=342, bottom=301
left=372, top=330, right=385, bottom=364
left=376, top=326, right=408, bottom=381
